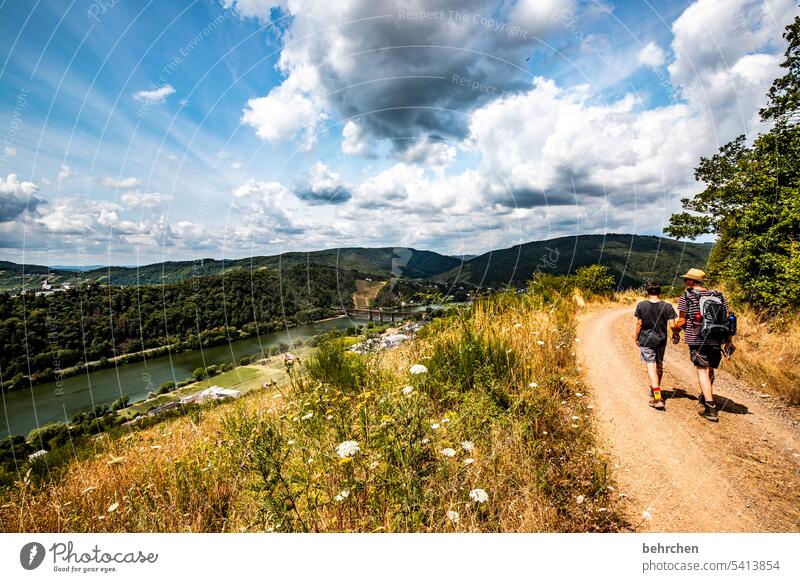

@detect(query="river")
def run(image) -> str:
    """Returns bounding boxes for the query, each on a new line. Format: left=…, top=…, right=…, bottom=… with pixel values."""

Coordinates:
left=0, top=317, right=355, bottom=439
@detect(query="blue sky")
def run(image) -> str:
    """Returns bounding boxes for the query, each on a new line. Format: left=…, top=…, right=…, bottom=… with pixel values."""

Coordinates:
left=0, top=0, right=796, bottom=265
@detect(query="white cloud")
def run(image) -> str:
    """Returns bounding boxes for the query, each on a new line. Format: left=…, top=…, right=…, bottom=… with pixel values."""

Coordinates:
left=3, top=146, right=16, bottom=157
left=58, top=165, right=72, bottom=181
left=133, top=84, right=176, bottom=104
left=395, top=140, right=456, bottom=171
left=341, top=121, right=370, bottom=156
left=0, top=174, right=45, bottom=221
left=293, top=162, right=351, bottom=204
left=100, top=176, right=142, bottom=189
left=120, top=191, right=172, bottom=209
left=241, top=66, right=327, bottom=149
left=233, top=179, right=290, bottom=202
left=638, top=41, right=666, bottom=69
left=220, top=0, right=276, bottom=22
left=37, top=198, right=121, bottom=234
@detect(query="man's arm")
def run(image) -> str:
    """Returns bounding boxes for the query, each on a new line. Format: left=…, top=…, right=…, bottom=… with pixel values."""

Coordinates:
left=634, top=318, right=642, bottom=347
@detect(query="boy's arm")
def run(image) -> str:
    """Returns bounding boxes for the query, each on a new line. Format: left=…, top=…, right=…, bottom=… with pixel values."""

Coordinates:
left=634, top=318, right=642, bottom=347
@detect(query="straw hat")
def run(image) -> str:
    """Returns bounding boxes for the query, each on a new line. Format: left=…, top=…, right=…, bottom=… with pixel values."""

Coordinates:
left=680, top=268, right=706, bottom=282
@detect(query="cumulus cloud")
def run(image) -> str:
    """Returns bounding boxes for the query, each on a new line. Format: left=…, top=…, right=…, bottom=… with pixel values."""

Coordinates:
left=120, top=191, right=172, bottom=209
left=133, top=84, right=176, bottom=104
left=638, top=41, right=666, bottom=69
left=341, top=120, right=371, bottom=156
left=100, top=176, right=142, bottom=189
left=293, top=162, right=352, bottom=205
left=37, top=198, right=121, bottom=234
left=395, top=139, right=456, bottom=170
left=0, top=174, right=45, bottom=222
left=235, top=0, right=573, bottom=150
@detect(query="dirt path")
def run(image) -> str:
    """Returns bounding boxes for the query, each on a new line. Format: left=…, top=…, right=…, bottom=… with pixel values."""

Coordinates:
left=578, top=305, right=800, bottom=532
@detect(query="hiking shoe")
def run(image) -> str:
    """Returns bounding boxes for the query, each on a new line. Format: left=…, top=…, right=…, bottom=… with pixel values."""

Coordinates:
left=698, top=393, right=706, bottom=406
left=699, top=403, right=719, bottom=422
left=649, top=397, right=666, bottom=410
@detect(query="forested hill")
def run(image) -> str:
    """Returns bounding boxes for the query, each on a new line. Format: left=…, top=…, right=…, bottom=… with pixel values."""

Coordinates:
left=0, top=247, right=462, bottom=289
left=438, top=234, right=714, bottom=288
left=0, top=265, right=358, bottom=391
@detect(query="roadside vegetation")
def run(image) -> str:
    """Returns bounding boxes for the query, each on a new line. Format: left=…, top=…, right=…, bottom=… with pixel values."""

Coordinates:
left=0, top=287, right=624, bottom=533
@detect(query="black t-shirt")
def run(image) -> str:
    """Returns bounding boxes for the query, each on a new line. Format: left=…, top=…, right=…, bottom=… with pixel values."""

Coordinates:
left=635, top=300, right=677, bottom=348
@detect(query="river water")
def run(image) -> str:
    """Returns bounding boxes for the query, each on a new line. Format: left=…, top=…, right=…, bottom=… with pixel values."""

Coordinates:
left=0, top=317, right=355, bottom=439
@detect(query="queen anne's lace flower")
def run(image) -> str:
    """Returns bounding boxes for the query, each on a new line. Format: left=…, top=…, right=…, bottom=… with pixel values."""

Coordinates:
left=469, top=488, right=489, bottom=503
left=410, top=364, right=428, bottom=375
left=335, top=490, right=350, bottom=502
left=440, top=448, right=456, bottom=458
left=461, top=441, right=474, bottom=452
left=336, top=440, right=360, bottom=458
left=402, top=385, right=414, bottom=395
left=447, top=510, right=460, bottom=523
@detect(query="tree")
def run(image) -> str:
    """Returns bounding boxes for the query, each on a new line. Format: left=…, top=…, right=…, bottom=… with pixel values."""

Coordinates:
left=666, top=16, right=800, bottom=313
left=573, top=265, right=616, bottom=294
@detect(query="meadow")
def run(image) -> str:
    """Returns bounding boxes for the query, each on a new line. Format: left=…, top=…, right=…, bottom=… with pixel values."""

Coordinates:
left=0, top=291, right=623, bottom=532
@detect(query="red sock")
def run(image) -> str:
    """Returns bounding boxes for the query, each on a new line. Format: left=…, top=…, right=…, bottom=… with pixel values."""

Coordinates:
left=652, top=386, right=662, bottom=399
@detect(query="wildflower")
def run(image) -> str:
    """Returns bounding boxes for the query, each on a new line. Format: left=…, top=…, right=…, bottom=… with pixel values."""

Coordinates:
left=338, top=457, right=353, bottom=465
left=107, top=502, right=119, bottom=513
left=598, top=507, right=607, bottom=512
left=514, top=323, right=523, bottom=329
left=575, top=392, right=584, bottom=397
left=301, top=412, right=314, bottom=420
left=536, top=340, right=545, bottom=346
left=576, top=495, right=585, bottom=505
left=571, top=416, right=580, bottom=421
left=463, top=458, right=475, bottom=465
left=447, top=510, right=460, bottom=524
left=410, top=364, right=428, bottom=375
left=469, top=488, right=489, bottom=504
left=287, top=440, right=295, bottom=445
left=528, top=382, right=538, bottom=388
left=401, top=385, right=414, bottom=395
left=461, top=441, right=474, bottom=452
left=441, top=448, right=456, bottom=458
left=431, top=423, right=440, bottom=430
left=441, top=417, right=450, bottom=423
left=421, top=437, right=430, bottom=445
left=642, top=510, right=653, bottom=521
left=336, top=440, right=360, bottom=458
left=335, top=490, right=350, bottom=502
left=150, top=445, right=161, bottom=450
left=326, top=415, right=334, bottom=420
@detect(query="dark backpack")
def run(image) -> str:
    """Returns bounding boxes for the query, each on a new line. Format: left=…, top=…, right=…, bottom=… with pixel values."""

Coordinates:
left=687, top=290, right=734, bottom=341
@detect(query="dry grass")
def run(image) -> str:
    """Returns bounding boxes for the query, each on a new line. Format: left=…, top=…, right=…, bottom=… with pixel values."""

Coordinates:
left=0, top=292, right=624, bottom=532
left=722, top=303, right=800, bottom=404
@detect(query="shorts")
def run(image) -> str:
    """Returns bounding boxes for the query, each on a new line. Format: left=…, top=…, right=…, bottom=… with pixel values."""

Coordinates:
left=689, top=345, right=722, bottom=369
left=640, top=345, right=666, bottom=364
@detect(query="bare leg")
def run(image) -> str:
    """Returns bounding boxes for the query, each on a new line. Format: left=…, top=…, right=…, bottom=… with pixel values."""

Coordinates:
left=646, top=362, right=660, bottom=389
left=656, top=363, right=664, bottom=386
left=697, top=367, right=714, bottom=403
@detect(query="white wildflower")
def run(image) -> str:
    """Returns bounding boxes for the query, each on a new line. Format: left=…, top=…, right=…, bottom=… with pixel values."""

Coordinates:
left=107, top=502, right=119, bottom=513
left=461, top=441, right=474, bottom=452
left=301, top=412, right=314, bottom=420
left=571, top=416, right=580, bottom=420
left=469, top=488, right=489, bottom=503
left=447, top=510, right=460, bottom=523
left=421, top=437, right=430, bottom=445
left=431, top=423, right=440, bottom=430
left=575, top=392, right=584, bottom=397
left=528, top=382, right=538, bottom=388
left=642, top=510, right=653, bottom=521
left=463, top=458, right=475, bottom=465
left=514, top=323, right=523, bottom=329
left=287, top=440, right=295, bottom=445
left=576, top=495, right=585, bottom=505
left=326, top=415, right=334, bottom=420
left=537, top=340, right=545, bottom=346
left=410, top=364, right=428, bottom=375
left=401, top=385, right=414, bottom=395
left=335, top=490, right=350, bottom=502
left=441, top=448, right=457, bottom=458
left=441, top=417, right=450, bottom=423
left=336, top=440, right=360, bottom=458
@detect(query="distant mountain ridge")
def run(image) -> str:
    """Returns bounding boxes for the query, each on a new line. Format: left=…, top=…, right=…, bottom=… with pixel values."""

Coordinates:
left=0, top=235, right=713, bottom=291
left=439, top=234, right=714, bottom=288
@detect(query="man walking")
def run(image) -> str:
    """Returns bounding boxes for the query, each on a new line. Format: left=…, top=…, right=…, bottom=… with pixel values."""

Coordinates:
left=673, top=269, right=735, bottom=423
left=634, top=281, right=677, bottom=410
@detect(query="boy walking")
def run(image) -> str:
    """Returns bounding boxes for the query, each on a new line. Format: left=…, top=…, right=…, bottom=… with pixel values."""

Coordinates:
left=674, top=269, right=735, bottom=423
left=634, top=282, right=677, bottom=410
